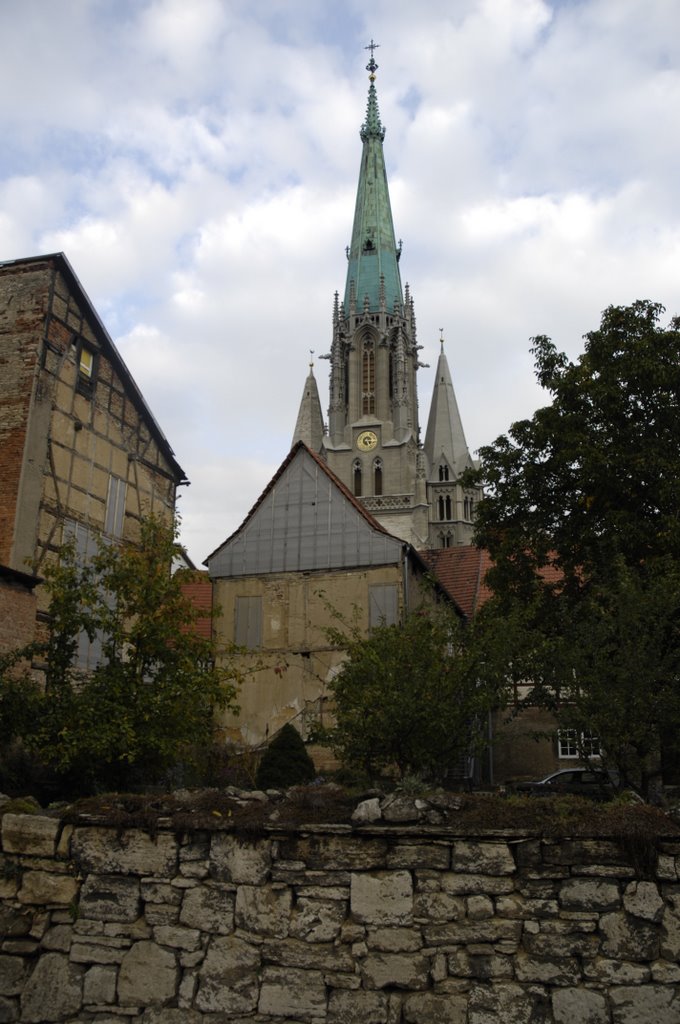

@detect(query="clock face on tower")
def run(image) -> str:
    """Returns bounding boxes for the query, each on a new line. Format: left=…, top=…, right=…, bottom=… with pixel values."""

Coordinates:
left=357, top=430, right=378, bottom=452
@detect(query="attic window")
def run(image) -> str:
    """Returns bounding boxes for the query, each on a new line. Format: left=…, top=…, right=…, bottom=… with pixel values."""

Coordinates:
left=76, top=339, right=98, bottom=397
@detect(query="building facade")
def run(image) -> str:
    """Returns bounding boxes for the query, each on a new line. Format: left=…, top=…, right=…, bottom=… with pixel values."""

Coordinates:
left=293, top=52, right=482, bottom=550
left=206, top=443, right=443, bottom=757
left=0, top=253, right=186, bottom=656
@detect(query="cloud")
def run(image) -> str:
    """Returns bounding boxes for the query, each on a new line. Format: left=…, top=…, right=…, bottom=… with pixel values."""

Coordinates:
left=2, top=0, right=679, bottom=562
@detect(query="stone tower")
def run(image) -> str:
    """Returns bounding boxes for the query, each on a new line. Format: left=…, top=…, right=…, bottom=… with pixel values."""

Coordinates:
left=293, top=48, right=481, bottom=549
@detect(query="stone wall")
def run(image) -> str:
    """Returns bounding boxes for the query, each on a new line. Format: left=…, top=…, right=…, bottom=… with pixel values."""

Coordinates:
left=1, top=811, right=680, bottom=1023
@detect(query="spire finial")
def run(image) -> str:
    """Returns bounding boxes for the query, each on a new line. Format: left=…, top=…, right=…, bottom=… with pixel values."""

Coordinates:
left=439, top=328, right=445, bottom=348
left=365, top=39, right=380, bottom=80
left=309, top=349, right=315, bottom=369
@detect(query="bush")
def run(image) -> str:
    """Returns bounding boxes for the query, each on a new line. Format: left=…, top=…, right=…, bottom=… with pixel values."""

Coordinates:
left=256, top=723, right=316, bottom=790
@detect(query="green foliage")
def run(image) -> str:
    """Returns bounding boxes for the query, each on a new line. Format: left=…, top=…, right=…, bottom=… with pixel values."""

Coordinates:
left=469, top=301, right=680, bottom=794
left=0, top=516, right=241, bottom=795
left=256, top=723, right=316, bottom=790
left=320, top=602, right=495, bottom=783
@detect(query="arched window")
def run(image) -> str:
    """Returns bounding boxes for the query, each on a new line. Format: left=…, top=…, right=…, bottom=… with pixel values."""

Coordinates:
left=439, top=465, right=449, bottom=482
left=362, top=340, right=375, bottom=415
left=438, top=496, right=445, bottom=521
left=445, top=496, right=452, bottom=520
left=440, top=532, right=452, bottom=548
left=374, top=458, right=383, bottom=496
left=353, top=459, right=362, bottom=497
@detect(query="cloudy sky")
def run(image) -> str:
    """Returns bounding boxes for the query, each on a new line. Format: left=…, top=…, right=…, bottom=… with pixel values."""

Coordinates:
left=2, top=0, right=679, bottom=563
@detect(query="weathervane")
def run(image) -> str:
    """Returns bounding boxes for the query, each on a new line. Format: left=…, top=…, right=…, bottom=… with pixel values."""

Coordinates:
left=309, top=349, right=315, bottom=368
left=439, top=328, right=445, bottom=347
left=365, top=38, right=380, bottom=79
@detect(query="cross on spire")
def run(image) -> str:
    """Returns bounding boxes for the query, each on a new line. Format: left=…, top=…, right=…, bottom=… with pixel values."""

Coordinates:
left=365, top=38, right=380, bottom=78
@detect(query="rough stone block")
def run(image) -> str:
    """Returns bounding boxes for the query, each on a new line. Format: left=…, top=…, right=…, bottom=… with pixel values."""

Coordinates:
left=413, top=891, right=464, bottom=923
left=79, top=874, right=140, bottom=922
left=514, top=953, right=581, bottom=985
left=195, top=935, right=260, bottom=1014
left=351, top=871, right=413, bottom=926
left=559, top=878, right=620, bottom=911
left=601, top=911, right=659, bottom=961
left=235, top=884, right=292, bottom=937
left=609, top=984, right=680, bottom=1023
left=280, top=835, right=387, bottom=870
left=402, top=991, right=467, bottom=1023
left=72, top=827, right=178, bottom=876
left=386, top=844, right=450, bottom=871
left=19, top=953, right=82, bottom=1023
left=440, top=872, right=514, bottom=895
left=210, top=834, right=272, bottom=884
left=328, top=988, right=389, bottom=1023
left=152, top=925, right=201, bottom=951
left=258, top=965, right=327, bottom=1018
left=361, top=953, right=429, bottom=990
left=83, top=964, right=117, bottom=1005
left=1, top=815, right=59, bottom=858
left=0, top=956, right=25, bottom=996
left=366, top=928, right=422, bottom=953
left=552, top=987, right=609, bottom=1023
left=623, top=880, right=664, bottom=922
left=261, top=937, right=354, bottom=971
left=179, top=884, right=234, bottom=934
left=452, top=841, right=515, bottom=875
left=17, top=869, right=78, bottom=907
left=290, top=897, right=347, bottom=942
left=583, top=957, right=650, bottom=985
left=118, top=941, right=178, bottom=1006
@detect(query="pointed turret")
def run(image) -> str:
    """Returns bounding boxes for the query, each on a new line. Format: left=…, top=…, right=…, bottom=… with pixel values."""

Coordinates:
left=424, top=336, right=473, bottom=477
left=344, top=47, right=403, bottom=315
left=292, top=358, right=325, bottom=453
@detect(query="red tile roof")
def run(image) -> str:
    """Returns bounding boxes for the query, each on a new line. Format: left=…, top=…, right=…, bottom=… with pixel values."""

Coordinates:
left=422, top=546, right=565, bottom=619
left=422, top=547, right=494, bottom=619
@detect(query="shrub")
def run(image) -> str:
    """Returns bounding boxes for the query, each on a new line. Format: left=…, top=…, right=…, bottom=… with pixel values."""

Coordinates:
left=256, top=723, right=316, bottom=790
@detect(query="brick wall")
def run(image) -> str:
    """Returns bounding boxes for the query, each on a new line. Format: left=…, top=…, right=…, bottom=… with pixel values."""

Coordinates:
left=0, top=568, right=39, bottom=655
left=0, top=264, right=48, bottom=565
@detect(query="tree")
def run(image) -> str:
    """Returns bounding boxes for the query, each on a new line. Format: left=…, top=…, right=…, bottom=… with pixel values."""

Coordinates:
left=320, top=602, right=494, bottom=784
left=470, top=301, right=680, bottom=794
left=1, top=516, right=241, bottom=795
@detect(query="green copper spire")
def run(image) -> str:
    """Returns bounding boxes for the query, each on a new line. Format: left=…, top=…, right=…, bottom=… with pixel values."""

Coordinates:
left=344, top=43, right=403, bottom=314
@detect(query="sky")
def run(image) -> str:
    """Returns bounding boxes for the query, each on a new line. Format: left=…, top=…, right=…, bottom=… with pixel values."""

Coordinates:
left=2, top=0, right=679, bottom=565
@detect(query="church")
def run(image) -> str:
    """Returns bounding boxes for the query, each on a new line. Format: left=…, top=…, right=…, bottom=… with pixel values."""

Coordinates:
left=290, top=47, right=482, bottom=549
left=206, top=51, right=485, bottom=762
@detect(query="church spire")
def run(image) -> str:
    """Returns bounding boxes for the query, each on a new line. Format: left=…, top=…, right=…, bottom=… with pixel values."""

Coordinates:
left=292, top=353, right=325, bottom=453
left=344, top=42, right=403, bottom=315
left=423, top=333, right=474, bottom=478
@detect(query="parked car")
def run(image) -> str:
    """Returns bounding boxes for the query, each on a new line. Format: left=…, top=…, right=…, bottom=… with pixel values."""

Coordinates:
left=514, top=767, right=618, bottom=801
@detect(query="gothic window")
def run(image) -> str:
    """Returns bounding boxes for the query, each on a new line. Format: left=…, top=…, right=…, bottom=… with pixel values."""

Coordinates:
left=445, top=496, right=452, bottom=520
left=438, top=496, right=445, bottom=521
left=464, top=497, right=470, bottom=519
left=362, top=340, right=375, bottom=415
left=353, top=458, right=362, bottom=497
left=439, top=465, right=449, bottom=482
left=440, top=532, right=452, bottom=548
left=374, top=458, right=383, bottom=496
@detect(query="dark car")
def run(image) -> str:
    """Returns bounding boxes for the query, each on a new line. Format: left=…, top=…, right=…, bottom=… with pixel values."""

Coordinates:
left=514, top=767, right=617, bottom=801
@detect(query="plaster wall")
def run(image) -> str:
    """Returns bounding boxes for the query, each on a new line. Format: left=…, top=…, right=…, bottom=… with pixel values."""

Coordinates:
left=1, top=811, right=679, bottom=1023
left=214, top=563, right=423, bottom=749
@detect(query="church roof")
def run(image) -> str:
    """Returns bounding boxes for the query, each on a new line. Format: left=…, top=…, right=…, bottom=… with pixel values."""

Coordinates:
left=344, top=53, right=403, bottom=314
left=292, top=363, right=325, bottom=452
left=423, top=341, right=474, bottom=478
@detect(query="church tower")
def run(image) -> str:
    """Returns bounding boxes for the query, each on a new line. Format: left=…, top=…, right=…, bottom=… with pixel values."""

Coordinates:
left=293, top=46, right=481, bottom=549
